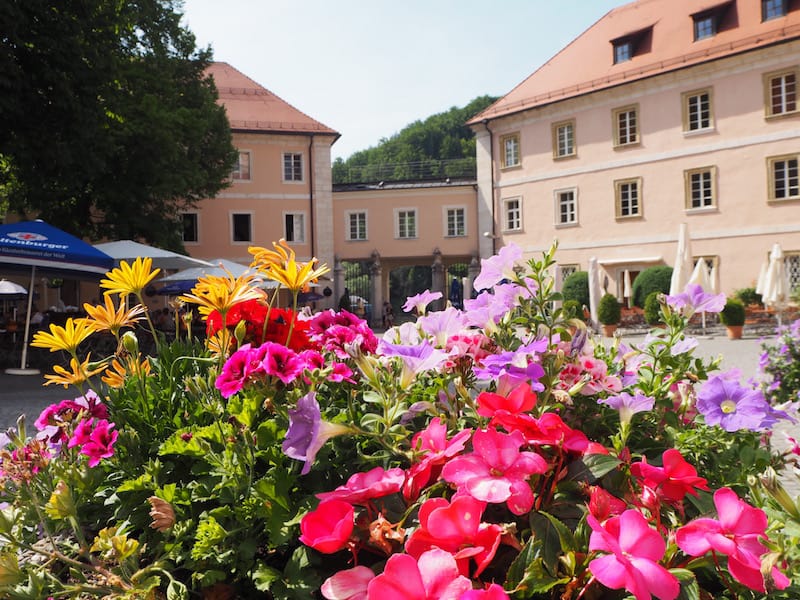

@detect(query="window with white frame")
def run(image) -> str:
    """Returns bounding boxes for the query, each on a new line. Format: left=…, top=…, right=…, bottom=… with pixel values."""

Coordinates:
left=553, top=120, right=576, bottom=158
left=786, top=252, right=800, bottom=292
left=231, top=213, right=252, bottom=243
left=395, top=208, right=417, bottom=239
left=613, top=105, right=639, bottom=146
left=559, top=264, right=578, bottom=283
left=555, top=188, right=578, bottom=226
left=768, top=154, right=799, bottom=200
left=615, top=178, right=642, bottom=218
left=181, top=213, right=199, bottom=243
left=765, top=68, right=797, bottom=117
left=346, top=211, right=367, bottom=241
left=683, top=89, right=713, bottom=132
left=763, top=0, right=788, bottom=20
left=685, top=167, right=717, bottom=209
left=283, top=152, right=303, bottom=181
left=445, top=207, right=466, bottom=237
left=284, top=212, right=306, bottom=243
left=502, top=197, right=522, bottom=231
left=500, top=133, right=520, bottom=168
left=232, top=151, right=251, bottom=180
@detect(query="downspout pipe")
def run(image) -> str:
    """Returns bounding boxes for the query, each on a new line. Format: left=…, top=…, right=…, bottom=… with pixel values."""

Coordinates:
left=482, top=118, right=496, bottom=255
left=308, top=134, right=315, bottom=258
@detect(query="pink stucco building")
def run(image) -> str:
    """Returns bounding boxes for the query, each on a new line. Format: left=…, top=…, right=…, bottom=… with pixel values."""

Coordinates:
left=469, top=0, right=800, bottom=299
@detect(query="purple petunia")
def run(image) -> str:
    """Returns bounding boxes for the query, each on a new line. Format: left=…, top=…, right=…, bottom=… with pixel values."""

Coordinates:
left=282, top=392, right=351, bottom=475
left=598, top=391, right=655, bottom=426
left=665, top=284, right=726, bottom=317
left=696, top=370, right=772, bottom=432
left=402, top=290, right=443, bottom=316
left=473, top=243, right=523, bottom=291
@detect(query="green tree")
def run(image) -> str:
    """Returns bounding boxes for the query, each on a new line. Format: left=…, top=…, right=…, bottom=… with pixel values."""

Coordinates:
left=0, top=0, right=237, bottom=250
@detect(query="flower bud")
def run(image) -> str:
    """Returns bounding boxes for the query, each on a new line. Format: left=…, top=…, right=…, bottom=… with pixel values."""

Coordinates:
left=121, top=331, right=139, bottom=355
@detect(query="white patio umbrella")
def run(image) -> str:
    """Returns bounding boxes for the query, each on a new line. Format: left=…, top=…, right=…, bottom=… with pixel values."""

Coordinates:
left=94, top=240, right=213, bottom=271
left=755, top=259, right=769, bottom=297
left=623, top=269, right=633, bottom=308
left=588, top=257, right=602, bottom=333
left=0, top=280, right=27, bottom=297
left=688, top=258, right=712, bottom=333
left=669, top=223, right=693, bottom=295
left=762, top=243, right=790, bottom=326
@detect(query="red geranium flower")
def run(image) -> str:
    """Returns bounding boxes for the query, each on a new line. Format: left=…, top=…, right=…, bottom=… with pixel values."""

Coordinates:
left=206, top=300, right=313, bottom=351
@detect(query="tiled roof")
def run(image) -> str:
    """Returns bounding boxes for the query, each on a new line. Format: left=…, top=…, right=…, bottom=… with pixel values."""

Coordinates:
left=469, top=0, right=800, bottom=124
left=207, top=62, right=339, bottom=136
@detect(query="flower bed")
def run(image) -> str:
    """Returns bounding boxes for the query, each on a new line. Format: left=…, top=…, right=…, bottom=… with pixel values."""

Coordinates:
left=0, top=242, right=799, bottom=599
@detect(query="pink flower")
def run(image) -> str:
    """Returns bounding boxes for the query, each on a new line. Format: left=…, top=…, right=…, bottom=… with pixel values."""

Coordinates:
left=80, top=419, right=118, bottom=468
left=367, top=548, right=472, bottom=600
left=299, top=499, right=355, bottom=554
left=67, top=418, right=94, bottom=448
left=476, top=382, right=537, bottom=417
left=675, top=487, right=790, bottom=593
left=250, top=341, right=304, bottom=384
left=317, top=466, right=405, bottom=505
left=630, top=449, right=709, bottom=503
left=459, top=584, right=510, bottom=599
left=441, top=428, right=548, bottom=515
left=215, top=344, right=252, bottom=397
left=321, top=566, right=374, bottom=600
left=404, top=419, right=471, bottom=501
left=404, top=495, right=502, bottom=577
left=587, top=510, right=679, bottom=600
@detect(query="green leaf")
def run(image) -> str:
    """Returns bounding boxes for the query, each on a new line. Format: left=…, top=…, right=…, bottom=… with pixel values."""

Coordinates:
left=166, top=579, right=188, bottom=600
left=117, top=473, right=154, bottom=492
left=530, top=510, right=576, bottom=576
left=227, top=394, right=259, bottom=428
left=566, top=454, right=622, bottom=483
left=253, top=563, right=282, bottom=592
left=159, top=430, right=209, bottom=457
left=671, top=568, right=700, bottom=600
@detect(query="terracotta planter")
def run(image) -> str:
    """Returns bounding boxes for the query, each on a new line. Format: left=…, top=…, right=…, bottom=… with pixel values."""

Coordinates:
left=725, top=325, right=743, bottom=340
left=601, top=324, right=618, bottom=337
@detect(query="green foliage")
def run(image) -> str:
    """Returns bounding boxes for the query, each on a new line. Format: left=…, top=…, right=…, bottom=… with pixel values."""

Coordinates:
left=734, top=287, right=763, bottom=307
left=561, top=271, right=589, bottom=308
left=644, top=290, right=663, bottom=325
left=0, top=0, right=237, bottom=249
left=561, top=299, right=583, bottom=322
left=597, top=293, right=621, bottom=325
left=332, top=95, right=497, bottom=184
left=760, top=318, right=800, bottom=406
left=720, top=298, right=746, bottom=326
left=632, top=265, right=674, bottom=308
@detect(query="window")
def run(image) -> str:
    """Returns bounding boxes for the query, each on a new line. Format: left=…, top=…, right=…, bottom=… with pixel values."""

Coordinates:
left=395, top=209, right=417, bottom=239
left=500, top=133, right=520, bottom=168
left=615, top=178, right=642, bottom=218
left=786, top=252, right=800, bottom=292
left=232, top=151, right=251, bottom=180
left=445, top=207, right=466, bottom=237
left=763, top=0, right=788, bottom=20
left=552, top=120, right=576, bottom=158
left=694, top=14, right=716, bottom=40
left=613, top=105, right=639, bottom=146
left=503, top=197, right=522, bottom=232
left=555, top=188, right=578, bottom=226
left=692, top=2, right=733, bottom=40
left=684, top=167, right=717, bottom=209
left=181, top=213, right=198, bottom=243
left=613, top=41, right=633, bottom=64
left=559, top=264, right=578, bottom=283
left=611, top=26, right=652, bottom=64
left=284, top=212, right=305, bottom=243
left=683, top=89, right=713, bottom=132
left=768, top=155, right=799, bottom=200
left=283, top=152, right=303, bottom=181
left=765, top=69, right=797, bottom=117
left=346, top=211, right=367, bottom=241
left=231, top=213, right=252, bottom=243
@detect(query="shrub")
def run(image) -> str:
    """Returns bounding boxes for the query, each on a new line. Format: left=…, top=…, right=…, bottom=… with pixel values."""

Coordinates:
left=562, top=271, right=589, bottom=308
left=643, top=290, right=663, bottom=325
left=632, top=265, right=673, bottom=307
left=734, top=287, right=762, bottom=307
left=597, top=293, right=621, bottom=325
left=562, top=299, right=583, bottom=321
left=720, top=298, right=746, bottom=326
left=760, top=318, right=800, bottom=406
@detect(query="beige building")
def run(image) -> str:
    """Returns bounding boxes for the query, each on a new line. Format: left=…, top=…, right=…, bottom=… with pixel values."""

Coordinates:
left=469, top=0, right=800, bottom=299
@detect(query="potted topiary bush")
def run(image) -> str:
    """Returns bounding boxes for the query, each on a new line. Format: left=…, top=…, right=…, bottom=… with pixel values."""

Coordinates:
left=643, top=290, right=663, bottom=326
left=720, top=298, right=746, bottom=339
left=598, top=293, right=621, bottom=337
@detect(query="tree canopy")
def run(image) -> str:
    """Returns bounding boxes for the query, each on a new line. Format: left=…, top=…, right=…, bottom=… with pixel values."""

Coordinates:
left=0, top=0, right=237, bottom=249
left=332, top=95, right=497, bottom=184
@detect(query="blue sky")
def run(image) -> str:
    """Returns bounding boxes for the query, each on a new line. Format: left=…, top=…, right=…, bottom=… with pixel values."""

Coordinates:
left=181, top=1, right=624, bottom=161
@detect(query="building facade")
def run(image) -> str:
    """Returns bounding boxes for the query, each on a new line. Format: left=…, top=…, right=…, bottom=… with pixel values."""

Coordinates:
left=469, top=0, right=800, bottom=300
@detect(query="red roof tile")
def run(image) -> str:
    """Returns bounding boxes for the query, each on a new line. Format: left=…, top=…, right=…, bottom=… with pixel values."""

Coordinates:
left=470, top=0, right=800, bottom=124
left=207, top=62, right=338, bottom=136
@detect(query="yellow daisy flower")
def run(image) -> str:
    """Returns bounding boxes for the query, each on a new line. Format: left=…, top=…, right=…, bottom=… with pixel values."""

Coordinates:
left=180, top=272, right=264, bottom=318
left=249, top=239, right=330, bottom=293
left=31, top=319, right=95, bottom=354
left=205, top=329, right=233, bottom=357
left=101, top=356, right=151, bottom=389
left=99, top=257, right=160, bottom=298
left=249, top=238, right=293, bottom=270
left=44, top=355, right=105, bottom=388
left=82, top=295, right=146, bottom=337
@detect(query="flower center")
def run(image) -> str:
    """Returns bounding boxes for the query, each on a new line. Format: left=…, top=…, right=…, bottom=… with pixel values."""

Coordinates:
left=720, top=399, right=737, bottom=414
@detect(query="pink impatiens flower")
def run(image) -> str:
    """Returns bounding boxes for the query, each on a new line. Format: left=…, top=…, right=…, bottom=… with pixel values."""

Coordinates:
left=299, top=499, right=355, bottom=554
left=441, top=428, right=548, bottom=515
left=630, top=449, right=709, bottom=503
left=316, top=466, right=405, bottom=506
left=587, top=509, right=679, bottom=600
left=675, top=487, right=790, bottom=593
left=367, top=548, right=472, bottom=600
left=321, top=565, right=374, bottom=600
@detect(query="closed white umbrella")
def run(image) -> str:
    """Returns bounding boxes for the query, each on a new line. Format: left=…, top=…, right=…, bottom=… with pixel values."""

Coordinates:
left=669, top=223, right=693, bottom=295
left=623, top=269, right=633, bottom=308
left=588, top=257, right=602, bottom=333
left=763, top=243, right=790, bottom=326
left=755, top=259, right=769, bottom=296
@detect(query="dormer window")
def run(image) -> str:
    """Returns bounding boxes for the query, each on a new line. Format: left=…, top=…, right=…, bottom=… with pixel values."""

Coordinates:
left=763, top=0, right=788, bottom=20
left=611, top=26, right=652, bottom=65
left=692, top=2, right=734, bottom=41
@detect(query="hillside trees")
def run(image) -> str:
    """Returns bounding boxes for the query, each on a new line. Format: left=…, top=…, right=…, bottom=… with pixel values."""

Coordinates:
left=333, top=95, right=497, bottom=184
left=0, top=0, right=237, bottom=249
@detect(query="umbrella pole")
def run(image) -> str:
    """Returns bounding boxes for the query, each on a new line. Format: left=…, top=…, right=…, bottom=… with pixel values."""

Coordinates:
left=6, top=266, right=40, bottom=375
